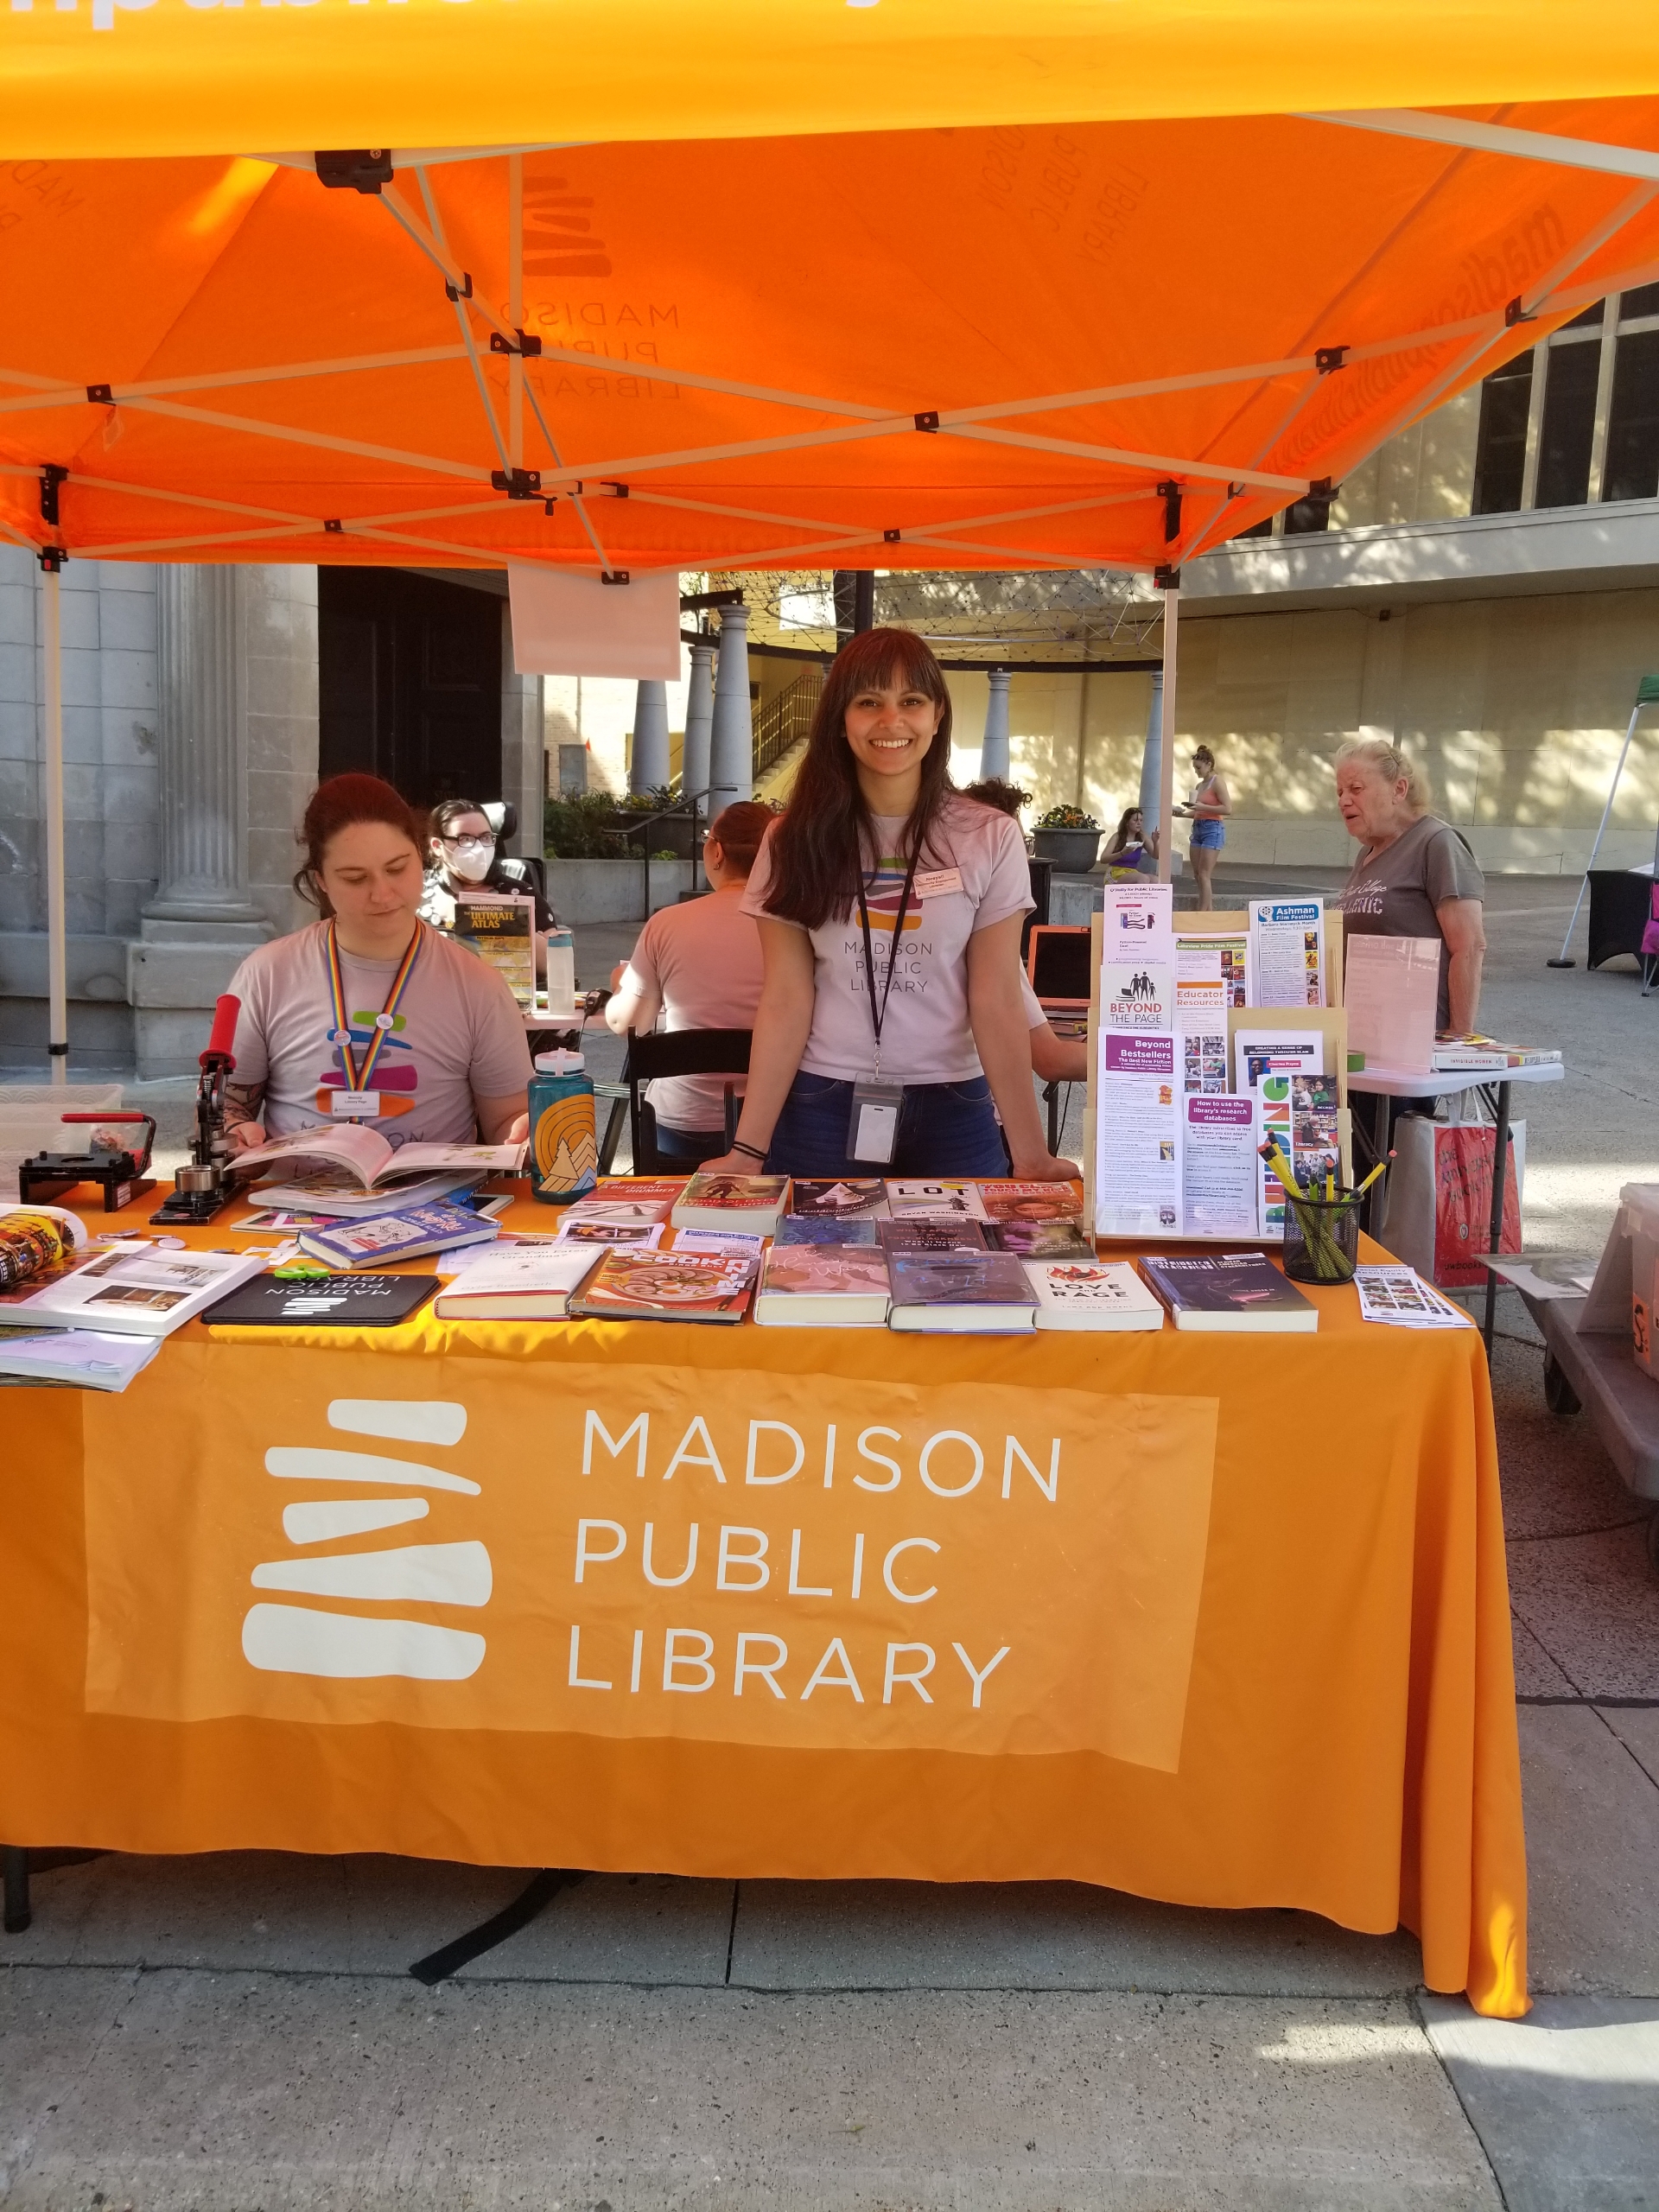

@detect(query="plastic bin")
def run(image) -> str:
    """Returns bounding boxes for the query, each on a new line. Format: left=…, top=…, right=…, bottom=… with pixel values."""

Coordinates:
left=1622, top=1183, right=1659, bottom=1378
left=0, top=1085, right=125, bottom=1201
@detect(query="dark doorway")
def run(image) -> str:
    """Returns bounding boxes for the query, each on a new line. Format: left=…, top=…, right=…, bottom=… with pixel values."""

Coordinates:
left=318, top=569, right=502, bottom=811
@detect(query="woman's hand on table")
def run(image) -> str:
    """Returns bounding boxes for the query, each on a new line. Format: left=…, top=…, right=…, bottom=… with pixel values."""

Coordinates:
left=1008, top=1150, right=1084, bottom=1183
left=696, top=1149, right=764, bottom=1177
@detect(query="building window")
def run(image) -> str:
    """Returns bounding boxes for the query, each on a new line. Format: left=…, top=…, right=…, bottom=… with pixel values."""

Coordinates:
left=1535, top=333, right=1601, bottom=507
left=1604, top=327, right=1659, bottom=503
left=1469, top=290, right=1659, bottom=516
left=1472, top=353, right=1533, bottom=513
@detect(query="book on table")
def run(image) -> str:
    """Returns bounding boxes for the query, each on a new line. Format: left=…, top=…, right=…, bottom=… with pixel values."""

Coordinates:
left=12, top=1242, right=267, bottom=1336
left=562, top=1179, right=686, bottom=1225
left=1431, top=1033, right=1563, bottom=1071
left=236, top=1122, right=524, bottom=1209
left=987, top=1219, right=1093, bottom=1258
left=975, top=1180, right=1085, bottom=1224
left=884, top=1179, right=989, bottom=1221
left=887, top=1249, right=1039, bottom=1333
left=568, top=1247, right=758, bottom=1325
left=0, top=1325, right=162, bottom=1390
left=877, top=1217, right=989, bottom=1255
left=669, top=1173, right=791, bottom=1235
left=787, top=1179, right=890, bottom=1224
left=1023, top=1259, right=1166, bottom=1332
left=432, top=1243, right=601, bottom=1320
left=1138, top=1252, right=1318, bottom=1333
left=296, top=1202, right=499, bottom=1270
left=776, top=1215, right=880, bottom=1247
left=753, top=1243, right=892, bottom=1327
left=554, top=1217, right=664, bottom=1249
left=202, top=1274, right=440, bottom=1329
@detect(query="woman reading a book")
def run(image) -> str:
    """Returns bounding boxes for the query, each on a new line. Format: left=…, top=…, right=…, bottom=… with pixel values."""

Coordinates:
left=219, top=774, right=534, bottom=1152
left=701, top=628, right=1080, bottom=1182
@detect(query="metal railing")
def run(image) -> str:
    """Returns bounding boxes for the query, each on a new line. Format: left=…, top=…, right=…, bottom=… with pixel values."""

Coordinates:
left=753, top=668, right=823, bottom=781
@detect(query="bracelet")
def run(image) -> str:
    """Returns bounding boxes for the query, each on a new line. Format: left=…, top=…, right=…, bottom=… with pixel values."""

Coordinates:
left=730, top=1138, right=767, bottom=1163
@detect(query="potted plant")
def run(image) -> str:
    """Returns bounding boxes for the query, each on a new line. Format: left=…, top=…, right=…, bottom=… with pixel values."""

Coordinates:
left=1031, top=804, right=1103, bottom=873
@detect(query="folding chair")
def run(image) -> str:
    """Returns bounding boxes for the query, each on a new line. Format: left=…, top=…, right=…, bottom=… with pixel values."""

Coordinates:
left=613, top=1029, right=753, bottom=1175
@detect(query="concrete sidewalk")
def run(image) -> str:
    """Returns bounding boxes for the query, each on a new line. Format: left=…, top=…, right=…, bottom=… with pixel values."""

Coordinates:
left=3, top=877, right=1656, bottom=2209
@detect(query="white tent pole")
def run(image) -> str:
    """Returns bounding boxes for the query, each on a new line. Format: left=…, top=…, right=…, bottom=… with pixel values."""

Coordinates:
left=41, top=560, right=67, bottom=1084
left=1548, top=695, right=1648, bottom=967
left=1155, top=584, right=1179, bottom=885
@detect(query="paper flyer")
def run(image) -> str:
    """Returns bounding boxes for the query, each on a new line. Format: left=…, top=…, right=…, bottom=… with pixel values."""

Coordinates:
left=1235, top=1032, right=1325, bottom=1237
left=1094, top=1032, right=1180, bottom=1238
left=1179, top=1027, right=1231, bottom=1095
left=1101, top=958, right=1174, bottom=1032
left=1180, top=1095, right=1261, bottom=1238
left=1249, top=899, right=1325, bottom=1009
left=1101, top=881, right=1174, bottom=957
left=1174, top=931, right=1249, bottom=1015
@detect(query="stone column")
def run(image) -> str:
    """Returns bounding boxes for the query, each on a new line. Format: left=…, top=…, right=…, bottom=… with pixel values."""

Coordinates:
left=707, top=605, right=753, bottom=814
left=499, top=600, right=544, bottom=855
left=629, top=679, right=671, bottom=793
left=127, top=566, right=276, bottom=1077
left=981, top=668, right=1012, bottom=782
left=681, top=641, right=714, bottom=803
left=1137, top=671, right=1163, bottom=836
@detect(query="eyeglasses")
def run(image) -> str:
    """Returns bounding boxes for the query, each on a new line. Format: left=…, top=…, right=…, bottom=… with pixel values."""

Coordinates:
left=442, top=835, right=494, bottom=855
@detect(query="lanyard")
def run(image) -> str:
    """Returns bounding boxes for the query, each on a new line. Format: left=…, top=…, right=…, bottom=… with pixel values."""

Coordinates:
left=854, top=841, right=923, bottom=1078
left=323, top=919, right=423, bottom=1093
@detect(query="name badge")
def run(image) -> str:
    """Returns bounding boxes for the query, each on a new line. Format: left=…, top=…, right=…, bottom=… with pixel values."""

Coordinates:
left=912, top=868, right=963, bottom=898
left=329, top=1090, right=381, bottom=1118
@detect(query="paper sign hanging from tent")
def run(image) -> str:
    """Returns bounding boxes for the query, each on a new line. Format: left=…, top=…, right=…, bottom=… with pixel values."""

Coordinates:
left=508, top=563, right=683, bottom=679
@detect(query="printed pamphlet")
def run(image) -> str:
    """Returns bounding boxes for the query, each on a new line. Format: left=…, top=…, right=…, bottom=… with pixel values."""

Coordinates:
left=1249, top=899, right=1325, bottom=1009
left=1094, top=1032, right=1179, bottom=1238
left=451, top=893, right=538, bottom=1010
left=1354, top=1265, right=1473, bottom=1329
left=1180, top=1094, right=1261, bottom=1239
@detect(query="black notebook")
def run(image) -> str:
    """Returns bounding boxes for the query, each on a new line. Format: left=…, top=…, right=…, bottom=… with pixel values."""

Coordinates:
left=202, top=1274, right=439, bottom=1328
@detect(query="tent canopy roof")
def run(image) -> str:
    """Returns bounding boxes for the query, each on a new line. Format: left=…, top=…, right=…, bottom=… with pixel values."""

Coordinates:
left=4, top=1, right=1659, bottom=162
left=4, top=48, right=1659, bottom=582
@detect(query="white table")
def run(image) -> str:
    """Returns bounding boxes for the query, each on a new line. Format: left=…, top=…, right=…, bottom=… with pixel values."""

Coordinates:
left=1349, top=1062, right=1564, bottom=1351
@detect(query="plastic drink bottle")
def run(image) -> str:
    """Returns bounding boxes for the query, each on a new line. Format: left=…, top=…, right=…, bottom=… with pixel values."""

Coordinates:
left=528, top=1047, right=597, bottom=1205
left=543, top=926, right=577, bottom=1014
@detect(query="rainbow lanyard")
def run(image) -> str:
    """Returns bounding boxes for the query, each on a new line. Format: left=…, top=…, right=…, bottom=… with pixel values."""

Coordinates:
left=323, top=920, right=423, bottom=1094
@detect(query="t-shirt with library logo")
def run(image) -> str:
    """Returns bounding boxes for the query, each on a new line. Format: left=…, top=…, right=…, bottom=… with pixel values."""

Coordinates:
left=741, top=796, right=1033, bottom=1084
left=1336, top=814, right=1484, bottom=1029
left=227, top=919, right=533, bottom=1144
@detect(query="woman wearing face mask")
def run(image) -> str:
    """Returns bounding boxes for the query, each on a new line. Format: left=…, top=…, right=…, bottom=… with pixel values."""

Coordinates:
left=420, top=798, right=555, bottom=934
left=700, top=627, right=1079, bottom=1183
left=219, top=775, right=532, bottom=1153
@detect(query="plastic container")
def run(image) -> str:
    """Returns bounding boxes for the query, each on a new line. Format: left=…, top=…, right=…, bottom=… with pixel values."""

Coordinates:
left=528, top=1048, right=597, bottom=1205
left=543, top=926, right=576, bottom=1016
left=1621, top=1183, right=1659, bottom=1376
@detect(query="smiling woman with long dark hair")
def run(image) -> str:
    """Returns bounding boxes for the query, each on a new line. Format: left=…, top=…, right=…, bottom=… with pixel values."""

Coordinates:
left=699, top=628, right=1078, bottom=1183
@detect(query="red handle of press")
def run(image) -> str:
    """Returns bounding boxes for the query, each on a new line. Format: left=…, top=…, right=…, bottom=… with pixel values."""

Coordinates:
left=203, top=994, right=240, bottom=1067
left=59, top=1111, right=149, bottom=1122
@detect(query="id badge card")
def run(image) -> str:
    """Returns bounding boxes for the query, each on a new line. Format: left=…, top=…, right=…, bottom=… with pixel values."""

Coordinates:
left=329, top=1090, right=381, bottom=1118
left=848, top=1076, right=905, bottom=1164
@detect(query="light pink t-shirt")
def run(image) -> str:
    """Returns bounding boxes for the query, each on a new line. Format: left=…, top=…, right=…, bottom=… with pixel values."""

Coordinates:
left=619, top=887, right=766, bottom=1130
left=742, top=795, right=1033, bottom=1084
left=227, top=919, right=533, bottom=1144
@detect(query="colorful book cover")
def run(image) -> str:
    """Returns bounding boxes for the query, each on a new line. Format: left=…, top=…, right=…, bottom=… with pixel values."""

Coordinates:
left=877, top=1218, right=988, bottom=1255
left=884, top=1179, right=989, bottom=1220
left=569, top=1248, right=756, bottom=1324
left=674, top=1173, right=790, bottom=1214
left=988, top=1219, right=1093, bottom=1258
left=296, top=1201, right=498, bottom=1270
left=976, top=1180, right=1085, bottom=1224
left=756, top=1243, right=891, bottom=1306
left=787, top=1179, right=891, bottom=1223
left=887, top=1249, right=1037, bottom=1312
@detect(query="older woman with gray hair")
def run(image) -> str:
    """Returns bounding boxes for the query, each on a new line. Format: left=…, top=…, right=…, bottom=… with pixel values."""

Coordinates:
left=1332, top=738, right=1487, bottom=1033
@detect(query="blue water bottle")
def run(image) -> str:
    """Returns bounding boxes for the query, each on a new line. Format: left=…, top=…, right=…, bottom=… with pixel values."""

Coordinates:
left=528, top=1047, right=598, bottom=1205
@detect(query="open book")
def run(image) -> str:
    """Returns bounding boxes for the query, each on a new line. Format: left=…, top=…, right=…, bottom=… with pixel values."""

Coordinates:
left=237, top=1122, right=525, bottom=1192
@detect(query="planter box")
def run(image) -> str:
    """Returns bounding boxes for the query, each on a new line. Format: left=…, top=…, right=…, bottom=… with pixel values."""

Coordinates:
left=1032, top=827, right=1103, bottom=872
left=547, top=857, right=696, bottom=924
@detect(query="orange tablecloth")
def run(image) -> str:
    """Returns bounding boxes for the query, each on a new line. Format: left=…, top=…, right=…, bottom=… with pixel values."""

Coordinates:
left=0, top=1203, right=1527, bottom=2016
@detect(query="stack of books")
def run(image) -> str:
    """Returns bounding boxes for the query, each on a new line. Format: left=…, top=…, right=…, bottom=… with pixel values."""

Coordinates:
left=1430, top=1033, right=1563, bottom=1071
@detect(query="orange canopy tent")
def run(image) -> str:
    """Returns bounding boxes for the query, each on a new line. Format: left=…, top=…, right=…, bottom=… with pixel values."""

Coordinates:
left=4, top=1, right=1659, bottom=1058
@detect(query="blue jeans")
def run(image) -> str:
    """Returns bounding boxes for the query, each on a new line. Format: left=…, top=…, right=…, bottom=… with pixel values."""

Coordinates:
left=764, top=1072, right=1010, bottom=1180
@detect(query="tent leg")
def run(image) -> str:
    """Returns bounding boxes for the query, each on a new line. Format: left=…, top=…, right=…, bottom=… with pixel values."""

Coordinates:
left=1548, top=697, right=1644, bottom=968
left=1156, top=585, right=1179, bottom=885
left=41, top=562, right=68, bottom=1085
